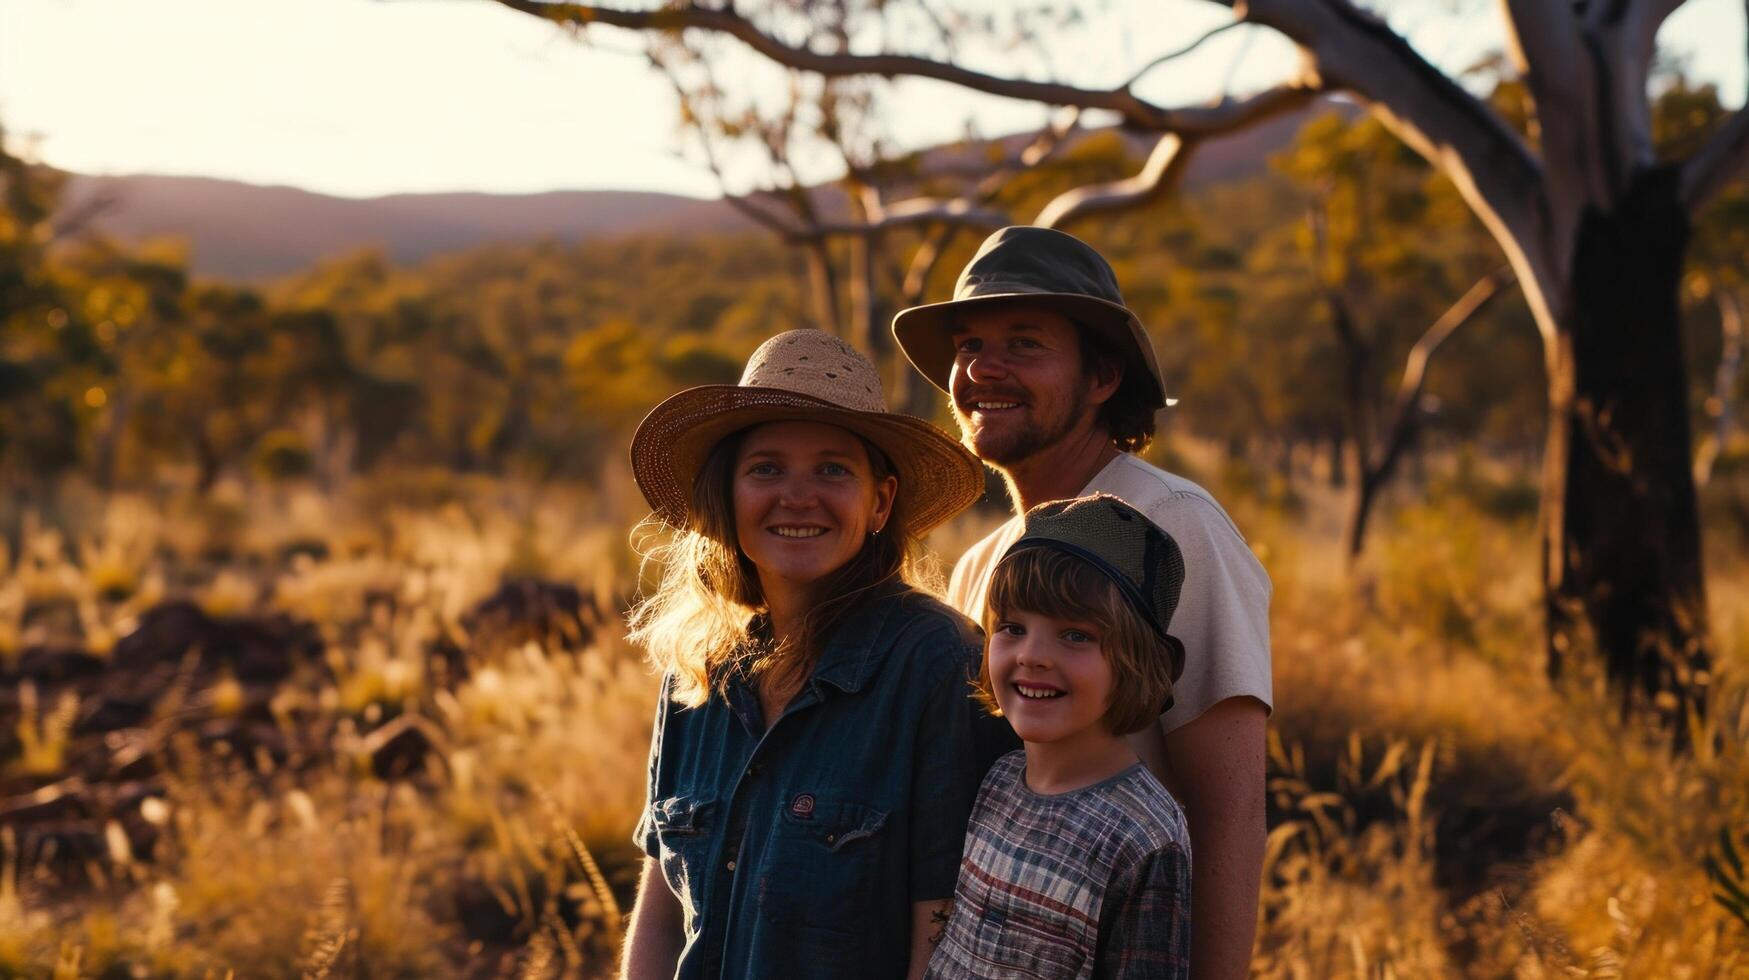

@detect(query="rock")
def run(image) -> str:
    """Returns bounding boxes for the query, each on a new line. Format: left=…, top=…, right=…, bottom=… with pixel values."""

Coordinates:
left=11, top=646, right=106, bottom=685
left=461, top=579, right=601, bottom=657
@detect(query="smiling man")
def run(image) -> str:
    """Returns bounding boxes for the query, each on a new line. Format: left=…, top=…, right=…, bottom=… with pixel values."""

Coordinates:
left=892, top=226, right=1272, bottom=979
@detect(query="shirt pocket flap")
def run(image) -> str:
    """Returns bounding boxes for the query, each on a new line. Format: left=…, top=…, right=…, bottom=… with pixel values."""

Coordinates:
left=650, top=795, right=717, bottom=837
left=780, top=799, right=888, bottom=853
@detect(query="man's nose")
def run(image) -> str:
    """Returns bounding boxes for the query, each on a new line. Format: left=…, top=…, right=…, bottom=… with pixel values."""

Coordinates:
left=962, top=348, right=1010, bottom=385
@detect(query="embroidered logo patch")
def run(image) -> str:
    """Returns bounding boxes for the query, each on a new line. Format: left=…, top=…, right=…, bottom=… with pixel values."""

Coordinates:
left=788, top=793, right=816, bottom=818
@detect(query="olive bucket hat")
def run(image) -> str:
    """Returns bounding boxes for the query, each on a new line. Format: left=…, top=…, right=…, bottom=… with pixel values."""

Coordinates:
left=999, top=493, right=1187, bottom=699
left=630, top=329, right=985, bottom=536
left=891, top=226, right=1169, bottom=410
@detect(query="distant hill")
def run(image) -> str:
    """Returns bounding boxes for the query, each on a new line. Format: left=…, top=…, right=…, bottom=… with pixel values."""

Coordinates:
left=63, top=99, right=1355, bottom=280
left=60, top=177, right=753, bottom=280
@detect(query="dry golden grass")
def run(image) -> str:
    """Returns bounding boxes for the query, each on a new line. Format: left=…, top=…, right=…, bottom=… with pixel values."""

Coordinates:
left=0, top=468, right=1744, bottom=977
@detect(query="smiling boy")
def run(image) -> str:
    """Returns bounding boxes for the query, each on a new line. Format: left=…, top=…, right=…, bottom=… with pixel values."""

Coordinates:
left=924, top=494, right=1191, bottom=980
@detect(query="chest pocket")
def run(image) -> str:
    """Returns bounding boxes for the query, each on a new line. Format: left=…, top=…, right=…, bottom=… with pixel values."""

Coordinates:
left=760, top=799, right=889, bottom=937
left=648, top=794, right=718, bottom=933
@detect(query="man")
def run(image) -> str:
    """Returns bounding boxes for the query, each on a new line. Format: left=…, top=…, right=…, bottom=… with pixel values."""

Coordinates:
left=892, top=226, right=1271, bottom=979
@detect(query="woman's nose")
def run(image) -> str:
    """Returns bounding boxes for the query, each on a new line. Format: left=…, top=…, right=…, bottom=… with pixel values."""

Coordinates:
left=775, top=476, right=818, bottom=508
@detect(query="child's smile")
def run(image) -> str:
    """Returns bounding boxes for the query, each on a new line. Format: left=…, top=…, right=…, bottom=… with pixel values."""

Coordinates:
left=988, top=609, right=1116, bottom=747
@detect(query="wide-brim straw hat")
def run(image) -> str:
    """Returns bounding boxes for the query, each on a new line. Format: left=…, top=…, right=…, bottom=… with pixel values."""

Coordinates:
left=630, top=329, right=985, bottom=536
left=891, top=226, right=1168, bottom=410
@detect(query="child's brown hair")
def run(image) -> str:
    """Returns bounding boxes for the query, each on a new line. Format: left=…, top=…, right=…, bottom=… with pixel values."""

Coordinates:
left=976, top=545, right=1177, bottom=736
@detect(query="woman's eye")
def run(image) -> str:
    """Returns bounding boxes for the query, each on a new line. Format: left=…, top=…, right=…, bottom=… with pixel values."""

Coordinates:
left=818, top=462, right=851, bottom=477
left=747, top=462, right=780, bottom=476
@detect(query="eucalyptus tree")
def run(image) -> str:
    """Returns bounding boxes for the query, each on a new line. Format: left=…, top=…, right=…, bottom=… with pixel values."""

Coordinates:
left=491, top=0, right=1749, bottom=727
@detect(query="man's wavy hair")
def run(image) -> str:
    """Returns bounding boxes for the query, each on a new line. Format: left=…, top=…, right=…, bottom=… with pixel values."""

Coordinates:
left=626, top=427, right=924, bottom=707
left=1075, top=321, right=1158, bottom=454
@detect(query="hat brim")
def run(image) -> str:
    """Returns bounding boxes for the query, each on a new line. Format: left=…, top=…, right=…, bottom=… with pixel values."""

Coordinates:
left=891, top=290, right=1167, bottom=409
left=630, top=385, right=986, bottom=537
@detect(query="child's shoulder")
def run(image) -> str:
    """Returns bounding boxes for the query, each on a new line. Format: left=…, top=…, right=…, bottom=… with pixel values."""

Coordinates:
left=1079, top=765, right=1191, bottom=858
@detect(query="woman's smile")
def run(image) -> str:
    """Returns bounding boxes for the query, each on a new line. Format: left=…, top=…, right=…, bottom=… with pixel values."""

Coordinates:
left=733, top=420, right=896, bottom=596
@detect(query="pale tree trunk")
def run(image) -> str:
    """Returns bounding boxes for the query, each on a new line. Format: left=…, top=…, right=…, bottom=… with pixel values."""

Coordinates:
left=803, top=241, right=843, bottom=335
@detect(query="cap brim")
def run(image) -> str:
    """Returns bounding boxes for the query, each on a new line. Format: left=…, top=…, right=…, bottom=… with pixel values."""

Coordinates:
left=891, top=290, right=1168, bottom=409
left=630, top=385, right=986, bottom=536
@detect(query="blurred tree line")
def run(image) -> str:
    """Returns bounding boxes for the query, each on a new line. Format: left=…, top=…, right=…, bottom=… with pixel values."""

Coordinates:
left=1, top=79, right=1741, bottom=513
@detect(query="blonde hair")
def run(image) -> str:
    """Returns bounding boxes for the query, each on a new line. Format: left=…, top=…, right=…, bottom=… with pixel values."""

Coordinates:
left=977, top=546, right=1174, bottom=735
left=626, top=426, right=924, bottom=707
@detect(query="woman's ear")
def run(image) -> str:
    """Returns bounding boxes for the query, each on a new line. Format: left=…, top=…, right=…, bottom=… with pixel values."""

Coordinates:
left=871, top=474, right=898, bottom=534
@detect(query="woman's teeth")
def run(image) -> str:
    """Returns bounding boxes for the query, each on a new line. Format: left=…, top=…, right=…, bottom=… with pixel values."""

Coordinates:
left=1014, top=684, right=1064, bottom=700
left=772, top=527, right=826, bottom=538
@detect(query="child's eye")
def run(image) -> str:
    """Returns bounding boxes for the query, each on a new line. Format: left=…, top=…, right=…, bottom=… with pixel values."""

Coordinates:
left=994, top=621, right=1024, bottom=636
left=1061, top=628, right=1097, bottom=644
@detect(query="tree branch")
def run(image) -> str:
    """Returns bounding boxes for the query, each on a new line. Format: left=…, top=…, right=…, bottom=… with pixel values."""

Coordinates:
left=1120, top=18, right=1243, bottom=89
left=1389, top=266, right=1516, bottom=431
left=1682, top=105, right=1749, bottom=215
left=1217, top=0, right=1558, bottom=325
left=1035, top=132, right=1194, bottom=229
left=493, top=0, right=1321, bottom=133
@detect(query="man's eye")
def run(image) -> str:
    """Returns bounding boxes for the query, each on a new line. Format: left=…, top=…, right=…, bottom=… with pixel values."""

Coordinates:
left=1012, top=337, right=1041, bottom=351
left=954, top=338, right=980, bottom=354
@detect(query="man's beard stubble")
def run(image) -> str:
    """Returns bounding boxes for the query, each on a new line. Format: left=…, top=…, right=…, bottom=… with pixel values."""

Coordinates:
left=953, top=385, right=1088, bottom=467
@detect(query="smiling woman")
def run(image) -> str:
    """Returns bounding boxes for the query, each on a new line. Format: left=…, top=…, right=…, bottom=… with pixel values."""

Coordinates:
left=619, top=329, right=1017, bottom=980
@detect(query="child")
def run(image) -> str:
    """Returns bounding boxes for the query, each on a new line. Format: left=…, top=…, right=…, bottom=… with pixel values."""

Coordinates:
left=925, top=494, right=1191, bottom=980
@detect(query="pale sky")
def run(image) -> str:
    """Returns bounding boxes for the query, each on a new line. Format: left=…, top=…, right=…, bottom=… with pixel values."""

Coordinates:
left=2, top=0, right=1744, bottom=199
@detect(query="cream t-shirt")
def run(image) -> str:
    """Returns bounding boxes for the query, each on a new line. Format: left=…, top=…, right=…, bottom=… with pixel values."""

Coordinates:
left=947, top=453, right=1273, bottom=733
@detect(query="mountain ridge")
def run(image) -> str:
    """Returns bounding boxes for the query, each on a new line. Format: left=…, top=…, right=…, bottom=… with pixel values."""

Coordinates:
left=62, top=101, right=1354, bottom=280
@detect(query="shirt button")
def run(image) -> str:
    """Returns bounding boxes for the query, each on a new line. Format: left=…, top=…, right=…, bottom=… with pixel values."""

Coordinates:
left=726, top=860, right=737, bottom=872
left=825, top=834, right=836, bottom=844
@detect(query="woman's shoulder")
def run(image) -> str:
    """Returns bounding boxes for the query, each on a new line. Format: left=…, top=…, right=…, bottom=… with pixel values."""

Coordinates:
left=880, top=585, right=983, bottom=658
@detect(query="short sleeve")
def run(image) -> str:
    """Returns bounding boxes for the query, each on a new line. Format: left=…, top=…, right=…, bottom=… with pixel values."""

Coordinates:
left=906, top=632, right=996, bottom=902
left=1147, top=496, right=1272, bottom=732
left=1093, top=843, right=1192, bottom=979
left=632, top=673, right=674, bottom=857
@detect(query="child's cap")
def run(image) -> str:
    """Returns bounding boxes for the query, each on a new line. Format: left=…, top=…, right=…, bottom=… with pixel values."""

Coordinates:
left=998, top=493, right=1187, bottom=689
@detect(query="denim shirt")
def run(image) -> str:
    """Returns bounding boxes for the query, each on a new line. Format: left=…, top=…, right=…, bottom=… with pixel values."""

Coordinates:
left=635, top=582, right=1018, bottom=980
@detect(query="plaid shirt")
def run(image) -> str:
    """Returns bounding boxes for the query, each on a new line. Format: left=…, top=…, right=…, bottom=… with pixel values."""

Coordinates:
left=924, top=751, right=1191, bottom=979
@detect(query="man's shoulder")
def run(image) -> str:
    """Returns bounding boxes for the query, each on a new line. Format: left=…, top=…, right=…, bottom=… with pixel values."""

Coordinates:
left=1088, top=453, right=1249, bottom=544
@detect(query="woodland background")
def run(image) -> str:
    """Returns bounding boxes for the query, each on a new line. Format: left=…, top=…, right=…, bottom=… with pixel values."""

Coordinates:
left=2, top=2, right=1749, bottom=975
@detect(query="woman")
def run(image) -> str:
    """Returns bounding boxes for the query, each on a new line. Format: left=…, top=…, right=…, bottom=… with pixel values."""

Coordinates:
left=621, top=330, right=1013, bottom=980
